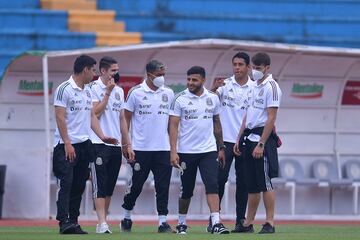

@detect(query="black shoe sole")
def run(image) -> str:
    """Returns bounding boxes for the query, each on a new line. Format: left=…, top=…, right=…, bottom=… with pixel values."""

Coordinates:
left=59, top=225, right=76, bottom=234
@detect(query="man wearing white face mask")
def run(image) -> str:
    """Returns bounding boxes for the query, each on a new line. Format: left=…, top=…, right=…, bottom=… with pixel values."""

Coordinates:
left=234, top=52, right=282, bottom=234
left=120, top=60, right=175, bottom=233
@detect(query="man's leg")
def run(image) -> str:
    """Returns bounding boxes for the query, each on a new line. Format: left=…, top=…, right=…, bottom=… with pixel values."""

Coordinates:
left=244, top=193, right=261, bottom=225
left=263, top=190, right=275, bottom=226
left=234, top=153, right=248, bottom=224
left=217, top=142, right=234, bottom=203
left=53, top=143, right=75, bottom=233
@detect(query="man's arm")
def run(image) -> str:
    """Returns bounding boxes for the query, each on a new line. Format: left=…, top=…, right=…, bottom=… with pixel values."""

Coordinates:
left=93, top=79, right=115, bottom=118
left=91, top=109, right=118, bottom=145
left=213, top=114, right=225, bottom=168
left=55, top=106, right=76, bottom=162
left=233, top=114, right=246, bottom=156
left=169, top=115, right=180, bottom=168
left=120, top=110, right=135, bottom=161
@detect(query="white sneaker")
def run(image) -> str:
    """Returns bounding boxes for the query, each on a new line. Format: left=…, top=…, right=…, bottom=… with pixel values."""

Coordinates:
left=96, top=222, right=112, bottom=234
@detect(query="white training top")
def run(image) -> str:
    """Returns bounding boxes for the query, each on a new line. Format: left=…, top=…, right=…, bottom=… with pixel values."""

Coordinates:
left=245, top=74, right=282, bottom=141
left=89, top=78, right=124, bottom=146
left=217, top=75, right=255, bottom=143
left=169, top=88, right=220, bottom=154
left=53, top=76, right=92, bottom=146
left=124, top=81, right=174, bottom=151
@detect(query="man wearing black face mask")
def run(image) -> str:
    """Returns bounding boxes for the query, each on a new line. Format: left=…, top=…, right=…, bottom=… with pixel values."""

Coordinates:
left=89, top=56, right=134, bottom=234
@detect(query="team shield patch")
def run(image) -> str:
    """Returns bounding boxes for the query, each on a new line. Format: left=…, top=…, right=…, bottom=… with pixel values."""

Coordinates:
left=115, top=92, right=120, bottom=100
left=206, top=97, right=213, bottom=106
left=96, top=157, right=103, bottom=165
left=162, top=94, right=168, bottom=102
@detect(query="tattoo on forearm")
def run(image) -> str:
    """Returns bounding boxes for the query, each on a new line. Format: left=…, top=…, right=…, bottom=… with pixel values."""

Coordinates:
left=213, top=115, right=223, bottom=145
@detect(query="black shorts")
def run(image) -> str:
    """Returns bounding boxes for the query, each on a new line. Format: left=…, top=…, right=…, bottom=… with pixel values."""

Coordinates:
left=243, top=140, right=273, bottom=194
left=178, top=151, right=218, bottom=199
left=90, top=144, right=122, bottom=198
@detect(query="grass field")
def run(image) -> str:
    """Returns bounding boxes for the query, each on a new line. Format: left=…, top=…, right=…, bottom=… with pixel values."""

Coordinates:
left=1, top=224, right=360, bottom=240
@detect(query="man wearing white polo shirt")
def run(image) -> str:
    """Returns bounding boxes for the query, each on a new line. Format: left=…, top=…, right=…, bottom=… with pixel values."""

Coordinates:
left=234, top=52, right=282, bottom=234
left=89, top=56, right=134, bottom=234
left=120, top=60, right=175, bottom=233
left=169, top=66, right=230, bottom=235
left=209, top=52, right=255, bottom=233
left=53, top=55, right=117, bottom=235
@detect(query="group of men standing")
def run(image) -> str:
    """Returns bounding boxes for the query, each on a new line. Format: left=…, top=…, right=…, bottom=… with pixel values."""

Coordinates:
left=52, top=51, right=282, bottom=235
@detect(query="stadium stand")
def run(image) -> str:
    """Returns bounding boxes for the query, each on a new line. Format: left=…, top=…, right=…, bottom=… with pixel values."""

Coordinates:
left=98, top=0, right=360, bottom=47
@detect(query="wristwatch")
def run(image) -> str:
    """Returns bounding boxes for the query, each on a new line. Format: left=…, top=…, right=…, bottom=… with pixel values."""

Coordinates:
left=258, top=142, right=265, bottom=148
left=218, top=144, right=226, bottom=151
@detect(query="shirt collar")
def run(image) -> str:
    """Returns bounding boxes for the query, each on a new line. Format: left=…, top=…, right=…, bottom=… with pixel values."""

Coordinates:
left=69, top=76, right=82, bottom=90
left=97, top=78, right=107, bottom=89
left=231, top=75, right=253, bottom=88
left=185, top=88, right=209, bottom=98
left=141, top=79, right=164, bottom=93
left=256, top=74, right=273, bottom=87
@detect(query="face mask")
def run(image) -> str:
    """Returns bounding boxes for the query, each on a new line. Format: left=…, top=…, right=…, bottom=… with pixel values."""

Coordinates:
left=252, top=69, right=264, bottom=81
left=152, top=75, right=165, bottom=88
left=112, top=72, right=120, bottom=83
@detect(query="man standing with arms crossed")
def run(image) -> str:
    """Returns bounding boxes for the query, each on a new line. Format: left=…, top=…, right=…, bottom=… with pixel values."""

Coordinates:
left=89, top=56, right=134, bottom=233
left=120, top=60, right=175, bottom=233
left=234, top=52, right=282, bottom=234
left=53, top=55, right=117, bottom=234
left=169, top=66, right=230, bottom=234
left=209, top=52, right=254, bottom=233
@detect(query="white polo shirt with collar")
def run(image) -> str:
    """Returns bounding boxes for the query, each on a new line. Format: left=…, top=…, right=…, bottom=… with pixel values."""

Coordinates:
left=169, top=88, right=221, bottom=154
left=124, top=81, right=174, bottom=151
left=53, top=76, right=93, bottom=146
left=245, top=74, right=282, bottom=142
left=217, top=75, right=255, bottom=143
left=89, top=78, right=124, bottom=146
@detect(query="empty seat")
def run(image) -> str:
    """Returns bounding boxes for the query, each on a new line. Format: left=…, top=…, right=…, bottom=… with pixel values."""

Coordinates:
left=344, top=160, right=360, bottom=214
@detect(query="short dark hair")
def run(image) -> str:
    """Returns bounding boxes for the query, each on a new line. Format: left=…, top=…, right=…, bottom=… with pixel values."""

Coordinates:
left=232, top=52, right=250, bottom=65
left=187, top=66, right=206, bottom=78
left=73, top=55, right=96, bottom=74
left=252, top=52, right=271, bottom=66
left=99, top=56, right=117, bottom=71
left=146, top=60, right=165, bottom=73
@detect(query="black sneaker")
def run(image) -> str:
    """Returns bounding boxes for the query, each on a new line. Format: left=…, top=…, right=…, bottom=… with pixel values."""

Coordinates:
left=158, top=222, right=176, bottom=233
left=73, top=224, right=88, bottom=234
left=206, top=216, right=212, bottom=233
left=211, top=223, right=230, bottom=234
left=120, top=218, right=133, bottom=232
left=231, top=222, right=254, bottom=233
left=176, top=224, right=188, bottom=234
left=259, top=222, right=275, bottom=234
left=59, top=220, right=76, bottom=234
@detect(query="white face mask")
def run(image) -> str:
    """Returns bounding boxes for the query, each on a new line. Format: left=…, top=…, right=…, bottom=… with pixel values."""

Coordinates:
left=252, top=69, right=264, bottom=81
left=152, top=75, right=165, bottom=88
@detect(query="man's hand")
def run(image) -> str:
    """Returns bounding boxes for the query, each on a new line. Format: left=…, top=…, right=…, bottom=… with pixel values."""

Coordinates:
left=218, top=149, right=226, bottom=169
left=106, top=77, right=116, bottom=93
left=170, top=152, right=180, bottom=168
left=101, top=136, right=119, bottom=145
left=123, top=145, right=135, bottom=163
left=233, top=142, right=241, bottom=156
left=252, top=145, right=264, bottom=159
left=64, top=142, right=76, bottom=162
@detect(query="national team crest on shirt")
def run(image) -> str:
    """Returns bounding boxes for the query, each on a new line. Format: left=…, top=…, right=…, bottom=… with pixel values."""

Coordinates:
left=86, top=90, right=91, bottom=98
left=115, top=92, right=120, bottom=100
left=162, top=94, right=168, bottom=102
left=96, top=157, right=103, bottom=165
left=259, top=89, right=264, bottom=96
left=206, top=97, right=213, bottom=106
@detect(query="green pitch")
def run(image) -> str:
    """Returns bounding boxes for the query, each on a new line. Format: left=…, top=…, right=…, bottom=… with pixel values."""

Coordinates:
left=1, top=224, right=359, bottom=240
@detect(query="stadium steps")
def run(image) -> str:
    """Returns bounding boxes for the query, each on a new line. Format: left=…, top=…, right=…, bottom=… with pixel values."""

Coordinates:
left=41, top=0, right=141, bottom=46
left=41, top=0, right=97, bottom=10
